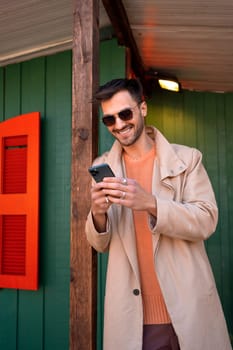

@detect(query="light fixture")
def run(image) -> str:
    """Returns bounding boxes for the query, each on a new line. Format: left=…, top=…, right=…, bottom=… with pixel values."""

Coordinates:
left=145, top=70, right=181, bottom=93
left=158, top=77, right=180, bottom=92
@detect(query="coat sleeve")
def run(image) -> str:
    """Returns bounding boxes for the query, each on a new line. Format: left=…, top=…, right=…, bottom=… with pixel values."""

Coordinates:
left=85, top=152, right=113, bottom=252
left=151, top=148, right=218, bottom=242
left=85, top=211, right=112, bottom=253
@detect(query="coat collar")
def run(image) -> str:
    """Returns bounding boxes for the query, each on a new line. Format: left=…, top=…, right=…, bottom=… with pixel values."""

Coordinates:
left=146, top=126, right=187, bottom=179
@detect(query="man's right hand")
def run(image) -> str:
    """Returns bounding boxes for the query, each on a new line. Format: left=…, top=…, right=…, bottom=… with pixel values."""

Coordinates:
left=90, top=181, right=111, bottom=232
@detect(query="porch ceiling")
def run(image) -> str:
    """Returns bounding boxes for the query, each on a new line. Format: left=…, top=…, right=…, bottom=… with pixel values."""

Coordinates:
left=0, top=0, right=232, bottom=92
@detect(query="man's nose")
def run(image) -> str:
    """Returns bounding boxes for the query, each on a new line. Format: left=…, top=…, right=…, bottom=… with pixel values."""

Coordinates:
left=114, top=116, right=125, bottom=128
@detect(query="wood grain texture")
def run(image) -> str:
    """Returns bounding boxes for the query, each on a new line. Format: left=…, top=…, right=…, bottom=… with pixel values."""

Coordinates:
left=70, top=1, right=99, bottom=349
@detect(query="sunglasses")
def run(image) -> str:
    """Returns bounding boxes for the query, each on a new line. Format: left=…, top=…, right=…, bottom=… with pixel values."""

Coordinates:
left=102, top=103, right=141, bottom=127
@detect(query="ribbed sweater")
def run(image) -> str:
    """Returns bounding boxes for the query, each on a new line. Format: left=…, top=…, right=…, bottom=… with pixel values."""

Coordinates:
left=124, top=147, right=171, bottom=325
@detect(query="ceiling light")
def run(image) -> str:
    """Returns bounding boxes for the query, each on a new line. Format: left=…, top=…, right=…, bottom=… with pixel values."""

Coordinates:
left=158, top=78, right=180, bottom=92
left=145, top=70, right=181, bottom=93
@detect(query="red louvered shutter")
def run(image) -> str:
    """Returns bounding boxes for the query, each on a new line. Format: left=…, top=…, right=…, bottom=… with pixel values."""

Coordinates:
left=0, top=112, right=40, bottom=290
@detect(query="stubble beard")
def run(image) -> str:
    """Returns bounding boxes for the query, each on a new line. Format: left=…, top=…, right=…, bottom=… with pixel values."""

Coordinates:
left=114, top=114, right=145, bottom=147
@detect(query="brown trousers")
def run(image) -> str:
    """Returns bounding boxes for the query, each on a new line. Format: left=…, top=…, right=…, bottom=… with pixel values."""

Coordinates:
left=143, top=324, right=180, bottom=350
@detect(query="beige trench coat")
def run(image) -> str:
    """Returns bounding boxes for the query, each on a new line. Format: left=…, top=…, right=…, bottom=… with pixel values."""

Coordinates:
left=85, top=126, right=232, bottom=350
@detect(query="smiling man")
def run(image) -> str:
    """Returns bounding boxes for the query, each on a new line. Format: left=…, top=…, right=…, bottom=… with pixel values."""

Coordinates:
left=85, top=78, right=231, bottom=350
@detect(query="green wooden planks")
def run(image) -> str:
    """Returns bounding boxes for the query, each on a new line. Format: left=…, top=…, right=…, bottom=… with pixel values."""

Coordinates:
left=0, top=68, right=4, bottom=121
left=0, top=63, right=21, bottom=350
left=0, top=51, right=72, bottom=350
left=43, top=51, right=71, bottom=350
left=98, top=39, right=125, bottom=155
left=4, top=64, right=21, bottom=119
left=17, top=57, right=45, bottom=350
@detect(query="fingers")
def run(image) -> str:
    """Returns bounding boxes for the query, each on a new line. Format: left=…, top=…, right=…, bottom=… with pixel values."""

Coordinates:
left=121, top=191, right=126, bottom=200
left=102, top=188, right=131, bottom=206
left=100, top=177, right=131, bottom=202
left=90, top=185, right=111, bottom=215
left=91, top=177, right=131, bottom=210
left=91, top=176, right=153, bottom=212
left=102, top=177, right=129, bottom=186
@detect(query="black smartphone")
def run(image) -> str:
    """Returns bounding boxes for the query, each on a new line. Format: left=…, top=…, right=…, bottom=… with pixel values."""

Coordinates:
left=88, top=163, right=115, bottom=182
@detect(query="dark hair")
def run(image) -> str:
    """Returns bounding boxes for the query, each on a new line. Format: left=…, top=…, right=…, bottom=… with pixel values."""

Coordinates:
left=95, top=78, right=144, bottom=104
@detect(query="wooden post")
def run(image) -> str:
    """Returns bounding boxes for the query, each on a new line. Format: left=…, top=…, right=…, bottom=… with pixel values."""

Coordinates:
left=70, top=1, right=99, bottom=349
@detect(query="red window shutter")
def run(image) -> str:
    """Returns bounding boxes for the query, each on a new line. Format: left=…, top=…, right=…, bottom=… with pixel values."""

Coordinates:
left=0, top=112, right=40, bottom=290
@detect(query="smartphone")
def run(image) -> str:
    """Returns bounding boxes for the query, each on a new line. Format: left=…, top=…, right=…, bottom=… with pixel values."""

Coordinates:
left=88, top=163, right=115, bottom=182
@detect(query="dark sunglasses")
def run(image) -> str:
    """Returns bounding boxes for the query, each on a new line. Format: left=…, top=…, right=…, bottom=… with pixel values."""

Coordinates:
left=102, top=103, right=141, bottom=127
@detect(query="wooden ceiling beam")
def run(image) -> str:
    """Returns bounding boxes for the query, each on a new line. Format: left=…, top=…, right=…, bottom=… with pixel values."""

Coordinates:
left=102, top=0, right=145, bottom=81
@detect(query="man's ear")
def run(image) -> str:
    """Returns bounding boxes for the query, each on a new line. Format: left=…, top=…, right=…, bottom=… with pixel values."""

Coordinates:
left=140, top=101, right=147, bottom=117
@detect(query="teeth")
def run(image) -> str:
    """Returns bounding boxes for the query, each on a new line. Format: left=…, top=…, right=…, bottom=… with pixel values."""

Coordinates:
left=119, top=127, right=131, bottom=134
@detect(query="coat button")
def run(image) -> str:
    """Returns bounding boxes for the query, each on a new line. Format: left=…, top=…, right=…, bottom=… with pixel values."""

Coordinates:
left=133, top=289, right=140, bottom=296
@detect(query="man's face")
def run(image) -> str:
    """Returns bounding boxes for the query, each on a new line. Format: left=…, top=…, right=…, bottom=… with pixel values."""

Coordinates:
left=101, top=90, right=147, bottom=147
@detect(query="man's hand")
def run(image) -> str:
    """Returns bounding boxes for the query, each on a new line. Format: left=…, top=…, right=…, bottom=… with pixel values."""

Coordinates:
left=101, top=177, right=157, bottom=217
left=90, top=181, right=111, bottom=232
left=90, top=176, right=157, bottom=231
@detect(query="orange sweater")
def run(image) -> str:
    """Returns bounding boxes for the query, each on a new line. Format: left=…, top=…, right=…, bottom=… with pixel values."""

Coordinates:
left=124, top=147, right=170, bottom=325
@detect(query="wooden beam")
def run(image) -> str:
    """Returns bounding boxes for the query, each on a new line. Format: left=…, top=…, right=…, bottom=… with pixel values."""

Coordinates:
left=102, top=0, right=145, bottom=80
left=70, top=1, right=99, bottom=349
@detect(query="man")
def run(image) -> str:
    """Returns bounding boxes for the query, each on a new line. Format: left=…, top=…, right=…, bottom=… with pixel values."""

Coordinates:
left=85, top=78, right=232, bottom=350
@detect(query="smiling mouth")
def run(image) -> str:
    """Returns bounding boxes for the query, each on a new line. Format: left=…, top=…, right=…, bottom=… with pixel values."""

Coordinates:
left=116, top=125, right=132, bottom=135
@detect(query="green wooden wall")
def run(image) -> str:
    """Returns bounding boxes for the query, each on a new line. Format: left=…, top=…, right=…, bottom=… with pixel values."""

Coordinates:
left=0, top=51, right=72, bottom=350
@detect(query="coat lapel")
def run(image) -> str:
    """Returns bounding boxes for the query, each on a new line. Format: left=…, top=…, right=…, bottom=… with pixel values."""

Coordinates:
left=107, top=143, right=141, bottom=282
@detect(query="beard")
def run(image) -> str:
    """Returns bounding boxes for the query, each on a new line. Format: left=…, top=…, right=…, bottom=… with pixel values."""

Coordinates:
left=112, top=113, right=145, bottom=147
